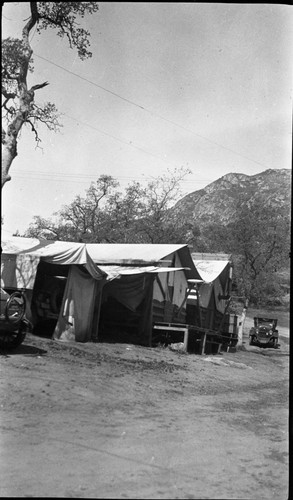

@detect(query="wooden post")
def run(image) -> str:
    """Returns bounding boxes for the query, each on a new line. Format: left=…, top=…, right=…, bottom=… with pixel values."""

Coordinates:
left=183, top=327, right=189, bottom=352
left=147, top=275, right=155, bottom=347
left=201, top=330, right=207, bottom=354
left=237, top=299, right=248, bottom=348
left=91, top=280, right=105, bottom=342
left=196, top=284, right=203, bottom=327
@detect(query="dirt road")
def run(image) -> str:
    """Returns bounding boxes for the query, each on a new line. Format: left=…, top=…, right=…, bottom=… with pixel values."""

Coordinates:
left=0, top=328, right=289, bottom=499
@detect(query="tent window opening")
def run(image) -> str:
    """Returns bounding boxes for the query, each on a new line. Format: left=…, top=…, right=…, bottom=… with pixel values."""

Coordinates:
left=167, top=272, right=174, bottom=302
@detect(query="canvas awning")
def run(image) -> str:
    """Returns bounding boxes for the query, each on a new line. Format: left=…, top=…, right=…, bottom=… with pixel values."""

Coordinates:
left=86, top=243, right=189, bottom=265
left=1, top=235, right=105, bottom=289
left=193, top=260, right=230, bottom=283
left=99, top=265, right=189, bottom=281
left=87, top=243, right=201, bottom=281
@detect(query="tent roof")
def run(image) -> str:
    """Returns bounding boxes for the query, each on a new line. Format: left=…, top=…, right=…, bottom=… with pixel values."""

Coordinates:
left=1, top=237, right=201, bottom=281
left=87, top=243, right=188, bottom=264
left=193, top=259, right=230, bottom=283
left=87, top=243, right=201, bottom=281
left=1, top=235, right=105, bottom=280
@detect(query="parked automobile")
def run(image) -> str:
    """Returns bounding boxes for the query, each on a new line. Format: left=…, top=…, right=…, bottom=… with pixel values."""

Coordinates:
left=249, top=317, right=279, bottom=348
left=0, top=288, right=32, bottom=350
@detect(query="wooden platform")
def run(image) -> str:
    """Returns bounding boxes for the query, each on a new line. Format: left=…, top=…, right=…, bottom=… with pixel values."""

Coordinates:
left=152, top=322, right=222, bottom=354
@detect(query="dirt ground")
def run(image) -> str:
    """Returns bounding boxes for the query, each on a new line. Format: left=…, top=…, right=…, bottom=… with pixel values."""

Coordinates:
left=0, top=323, right=289, bottom=499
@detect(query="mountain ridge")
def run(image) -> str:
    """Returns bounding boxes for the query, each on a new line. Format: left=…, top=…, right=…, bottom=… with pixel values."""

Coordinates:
left=172, top=168, right=291, bottom=228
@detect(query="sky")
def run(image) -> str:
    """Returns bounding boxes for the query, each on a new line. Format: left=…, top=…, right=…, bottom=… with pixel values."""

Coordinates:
left=1, top=2, right=292, bottom=235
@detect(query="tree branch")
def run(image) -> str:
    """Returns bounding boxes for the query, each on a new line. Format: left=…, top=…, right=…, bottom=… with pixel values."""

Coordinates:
left=29, top=81, right=49, bottom=92
left=26, top=119, right=41, bottom=143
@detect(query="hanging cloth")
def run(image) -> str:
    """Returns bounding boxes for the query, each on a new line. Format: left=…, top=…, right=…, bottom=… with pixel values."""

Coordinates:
left=53, top=266, right=97, bottom=342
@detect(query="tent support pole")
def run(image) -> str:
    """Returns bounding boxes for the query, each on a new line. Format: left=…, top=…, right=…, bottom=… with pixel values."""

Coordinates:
left=91, top=280, right=106, bottom=343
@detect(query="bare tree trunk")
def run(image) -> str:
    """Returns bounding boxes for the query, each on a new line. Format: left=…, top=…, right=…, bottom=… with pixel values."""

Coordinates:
left=1, top=5, right=36, bottom=188
left=1, top=136, right=17, bottom=187
left=2, top=101, right=32, bottom=187
left=2, top=2, right=98, bottom=189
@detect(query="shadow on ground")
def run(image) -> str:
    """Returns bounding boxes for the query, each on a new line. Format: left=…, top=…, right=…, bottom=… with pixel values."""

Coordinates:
left=0, top=344, right=47, bottom=356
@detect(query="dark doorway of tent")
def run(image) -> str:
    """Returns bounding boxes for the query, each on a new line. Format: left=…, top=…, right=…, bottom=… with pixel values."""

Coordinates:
left=96, top=274, right=155, bottom=346
left=31, top=261, right=68, bottom=338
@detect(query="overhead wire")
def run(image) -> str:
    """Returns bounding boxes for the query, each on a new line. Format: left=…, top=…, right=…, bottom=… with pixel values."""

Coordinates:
left=11, top=170, right=214, bottom=187
left=5, top=52, right=277, bottom=190
left=34, top=53, right=274, bottom=171
left=64, top=112, right=183, bottom=169
left=35, top=54, right=146, bottom=111
left=35, top=54, right=190, bottom=174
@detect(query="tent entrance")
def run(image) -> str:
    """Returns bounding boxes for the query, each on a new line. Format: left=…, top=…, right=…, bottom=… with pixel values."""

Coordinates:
left=97, top=273, right=155, bottom=346
left=31, top=261, right=69, bottom=337
left=98, top=296, right=143, bottom=343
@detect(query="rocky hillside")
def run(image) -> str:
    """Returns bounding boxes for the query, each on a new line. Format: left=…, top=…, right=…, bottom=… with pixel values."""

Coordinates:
left=172, top=168, right=291, bottom=228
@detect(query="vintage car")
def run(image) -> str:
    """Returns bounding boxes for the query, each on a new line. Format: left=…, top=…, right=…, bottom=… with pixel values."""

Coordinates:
left=0, top=288, right=32, bottom=350
left=249, top=317, right=279, bottom=348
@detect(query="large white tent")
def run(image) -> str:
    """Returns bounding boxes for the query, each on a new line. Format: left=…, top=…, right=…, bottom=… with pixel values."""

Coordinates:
left=1, top=237, right=202, bottom=345
left=1, top=235, right=106, bottom=342
left=86, top=243, right=201, bottom=345
left=187, top=253, right=233, bottom=331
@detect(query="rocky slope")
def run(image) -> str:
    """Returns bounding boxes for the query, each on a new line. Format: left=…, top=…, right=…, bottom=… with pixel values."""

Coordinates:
left=172, top=168, right=291, bottom=228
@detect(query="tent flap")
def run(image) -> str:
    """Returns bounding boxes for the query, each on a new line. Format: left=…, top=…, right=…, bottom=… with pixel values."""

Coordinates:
left=102, top=274, right=151, bottom=312
left=53, top=266, right=97, bottom=342
left=193, top=260, right=230, bottom=283
left=99, top=265, right=188, bottom=281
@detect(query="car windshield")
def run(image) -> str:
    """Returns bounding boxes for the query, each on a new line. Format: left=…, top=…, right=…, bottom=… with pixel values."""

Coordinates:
left=259, top=322, right=272, bottom=328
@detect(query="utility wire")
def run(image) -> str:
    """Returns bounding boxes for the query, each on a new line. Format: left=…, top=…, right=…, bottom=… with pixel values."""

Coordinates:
left=12, top=168, right=285, bottom=186
left=34, top=53, right=274, bottom=171
left=11, top=171, right=213, bottom=187
left=64, top=112, right=183, bottom=170
left=35, top=53, right=146, bottom=111
left=13, top=169, right=215, bottom=183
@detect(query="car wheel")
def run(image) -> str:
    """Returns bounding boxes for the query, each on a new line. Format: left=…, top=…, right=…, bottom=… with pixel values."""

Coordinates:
left=5, top=291, right=26, bottom=324
left=273, top=338, right=279, bottom=349
left=0, top=329, right=26, bottom=351
left=268, top=337, right=276, bottom=348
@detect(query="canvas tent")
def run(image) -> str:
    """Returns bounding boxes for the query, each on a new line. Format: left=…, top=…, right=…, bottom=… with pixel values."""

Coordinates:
left=187, top=253, right=232, bottom=331
left=1, top=237, right=202, bottom=346
left=86, top=243, right=202, bottom=345
left=1, top=235, right=106, bottom=342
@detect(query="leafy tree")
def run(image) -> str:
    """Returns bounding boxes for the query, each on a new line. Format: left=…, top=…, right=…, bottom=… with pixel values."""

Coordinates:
left=102, top=181, right=147, bottom=243
left=130, top=167, right=198, bottom=243
left=24, top=167, right=201, bottom=244
left=199, top=198, right=290, bottom=306
left=2, top=2, right=99, bottom=188
left=194, top=222, right=229, bottom=253
left=25, top=175, right=118, bottom=241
